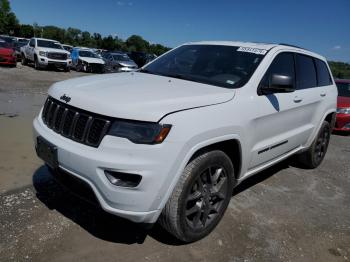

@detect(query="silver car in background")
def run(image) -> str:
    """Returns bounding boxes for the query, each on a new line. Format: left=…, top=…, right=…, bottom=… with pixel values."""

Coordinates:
left=103, top=52, right=138, bottom=72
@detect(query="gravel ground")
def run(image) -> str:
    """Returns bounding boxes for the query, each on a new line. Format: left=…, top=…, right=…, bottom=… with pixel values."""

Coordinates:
left=0, top=65, right=349, bottom=262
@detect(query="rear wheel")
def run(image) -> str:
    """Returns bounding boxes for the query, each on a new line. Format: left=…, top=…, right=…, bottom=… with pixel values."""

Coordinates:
left=159, top=150, right=234, bottom=242
left=296, top=121, right=331, bottom=168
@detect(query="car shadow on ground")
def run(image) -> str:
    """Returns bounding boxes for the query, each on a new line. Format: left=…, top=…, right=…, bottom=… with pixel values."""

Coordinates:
left=332, top=131, right=350, bottom=136
left=32, top=160, right=291, bottom=246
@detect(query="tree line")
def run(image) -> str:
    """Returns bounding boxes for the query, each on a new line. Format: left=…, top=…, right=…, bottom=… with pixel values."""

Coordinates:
left=328, top=61, right=350, bottom=79
left=1, top=0, right=350, bottom=76
left=0, top=0, right=170, bottom=55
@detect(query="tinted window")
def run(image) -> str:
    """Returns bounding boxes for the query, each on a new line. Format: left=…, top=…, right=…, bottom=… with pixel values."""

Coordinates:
left=37, top=40, right=63, bottom=49
left=315, top=59, right=333, bottom=86
left=79, top=50, right=99, bottom=58
left=0, top=41, right=11, bottom=48
left=336, top=82, right=350, bottom=97
left=260, top=52, right=295, bottom=88
left=143, top=45, right=266, bottom=89
left=296, top=54, right=317, bottom=89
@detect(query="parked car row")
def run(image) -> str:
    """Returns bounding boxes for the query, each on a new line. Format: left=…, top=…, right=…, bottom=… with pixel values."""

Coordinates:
left=0, top=35, right=157, bottom=73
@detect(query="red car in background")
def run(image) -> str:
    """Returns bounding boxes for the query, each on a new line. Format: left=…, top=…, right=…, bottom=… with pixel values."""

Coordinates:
left=0, top=40, right=16, bottom=67
left=334, top=79, right=350, bottom=132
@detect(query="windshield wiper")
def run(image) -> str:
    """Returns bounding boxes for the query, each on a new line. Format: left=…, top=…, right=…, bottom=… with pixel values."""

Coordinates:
left=139, top=68, right=151, bottom=73
left=161, top=73, right=193, bottom=81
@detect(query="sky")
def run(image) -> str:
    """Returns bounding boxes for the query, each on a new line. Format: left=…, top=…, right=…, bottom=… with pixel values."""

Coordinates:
left=10, top=0, right=350, bottom=62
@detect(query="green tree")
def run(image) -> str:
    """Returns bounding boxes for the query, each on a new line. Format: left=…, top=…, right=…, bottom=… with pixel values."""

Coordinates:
left=18, top=24, right=34, bottom=38
left=0, top=0, right=19, bottom=35
left=65, top=27, right=81, bottom=46
left=328, top=61, right=350, bottom=79
left=126, top=35, right=150, bottom=52
left=42, top=25, right=65, bottom=42
left=101, top=35, right=116, bottom=50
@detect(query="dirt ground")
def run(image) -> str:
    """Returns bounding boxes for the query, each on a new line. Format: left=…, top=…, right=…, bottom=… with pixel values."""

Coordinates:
left=0, top=65, right=349, bottom=262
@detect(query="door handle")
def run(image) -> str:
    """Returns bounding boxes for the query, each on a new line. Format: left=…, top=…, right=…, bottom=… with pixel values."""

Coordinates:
left=293, top=97, right=303, bottom=103
left=320, top=93, right=326, bottom=97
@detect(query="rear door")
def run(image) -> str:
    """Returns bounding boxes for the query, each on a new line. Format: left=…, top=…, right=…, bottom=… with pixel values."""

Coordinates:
left=293, top=54, right=324, bottom=139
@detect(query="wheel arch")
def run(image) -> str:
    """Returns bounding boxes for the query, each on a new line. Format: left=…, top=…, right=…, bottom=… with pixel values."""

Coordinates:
left=188, top=139, right=242, bottom=181
left=323, top=111, right=336, bottom=130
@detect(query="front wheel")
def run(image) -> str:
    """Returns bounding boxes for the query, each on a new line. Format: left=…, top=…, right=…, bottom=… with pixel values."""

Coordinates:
left=21, top=54, right=27, bottom=65
left=34, top=57, right=41, bottom=70
left=296, top=121, right=331, bottom=169
left=159, top=150, right=235, bottom=242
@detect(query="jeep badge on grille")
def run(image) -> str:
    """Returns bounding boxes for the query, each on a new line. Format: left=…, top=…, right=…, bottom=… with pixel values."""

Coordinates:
left=60, top=94, right=71, bottom=103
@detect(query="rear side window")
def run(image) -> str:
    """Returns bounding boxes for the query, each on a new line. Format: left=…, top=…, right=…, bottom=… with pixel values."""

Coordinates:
left=315, top=59, right=333, bottom=86
left=296, top=54, right=317, bottom=89
left=260, top=52, right=295, bottom=88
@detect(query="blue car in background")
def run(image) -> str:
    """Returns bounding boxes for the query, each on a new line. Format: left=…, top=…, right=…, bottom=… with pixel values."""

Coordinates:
left=71, top=47, right=105, bottom=73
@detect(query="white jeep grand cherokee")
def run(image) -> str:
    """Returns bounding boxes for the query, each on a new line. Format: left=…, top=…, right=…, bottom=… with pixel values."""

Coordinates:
left=33, top=41, right=337, bottom=242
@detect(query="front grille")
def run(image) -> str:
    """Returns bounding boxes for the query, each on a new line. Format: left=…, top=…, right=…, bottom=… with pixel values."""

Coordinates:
left=42, top=97, right=111, bottom=147
left=47, top=52, right=67, bottom=60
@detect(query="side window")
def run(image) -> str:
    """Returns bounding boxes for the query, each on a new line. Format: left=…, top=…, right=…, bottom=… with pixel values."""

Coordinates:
left=260, top=52, right=295, bottom=89
left=295, top=54, right=317, bottom=89
left=315, top=59, right=333, bottom=86
left=29, top=39, right=35, bottom=47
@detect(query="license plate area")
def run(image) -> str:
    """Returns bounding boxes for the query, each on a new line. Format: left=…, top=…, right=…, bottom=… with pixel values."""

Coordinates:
left=36, top=137, right=58, bottom=169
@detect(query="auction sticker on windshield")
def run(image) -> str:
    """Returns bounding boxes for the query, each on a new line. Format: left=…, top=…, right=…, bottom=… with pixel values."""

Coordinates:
left=237, top=47, right=267, bottom=55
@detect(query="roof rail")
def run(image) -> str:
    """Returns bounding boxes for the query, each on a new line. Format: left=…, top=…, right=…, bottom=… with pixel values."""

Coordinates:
left=279, top=43, right=306, bottom=50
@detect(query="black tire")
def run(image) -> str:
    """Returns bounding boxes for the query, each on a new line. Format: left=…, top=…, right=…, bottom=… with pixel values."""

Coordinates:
left=296, top=121, right=331, bottom=169
left=76, top=63, right=83, bottom=72
left=64, top=66, right=70, bottom=72
left=159, top=150, right=235, bottom=242
left=21, top=54, right=27, bottom=65
left=34, top=56, right=40, bottom=70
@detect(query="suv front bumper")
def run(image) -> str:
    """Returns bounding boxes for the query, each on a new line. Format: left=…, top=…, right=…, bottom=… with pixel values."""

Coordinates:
left=33, top=114, right=184, bottom=223
left=37, top=56, right=72, bottom=68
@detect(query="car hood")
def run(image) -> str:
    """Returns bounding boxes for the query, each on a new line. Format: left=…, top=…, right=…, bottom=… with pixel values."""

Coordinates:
left=337, top=96, right=350, bottom=108
left=118, top=60, right=138, bottom=67
left=80, top=57, right=105, bottom=64
left=48, top=72, right=235, bottom=122
left=37, top=47, right=69, bottom=54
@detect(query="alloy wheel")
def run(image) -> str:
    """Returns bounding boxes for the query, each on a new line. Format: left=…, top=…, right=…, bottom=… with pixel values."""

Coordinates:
left=314, top=125, right=330, bottom=164
left=185, top=166, right=228, bottom=230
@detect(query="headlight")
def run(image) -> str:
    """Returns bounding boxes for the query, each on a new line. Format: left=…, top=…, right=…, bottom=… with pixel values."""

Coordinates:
left=337, top=108, right=350, bottom=114
left=67, top=54, right=71, bottom=59
left=39, top=51, right=47, bottom=57
left=108, top=120, right=171, bottom=144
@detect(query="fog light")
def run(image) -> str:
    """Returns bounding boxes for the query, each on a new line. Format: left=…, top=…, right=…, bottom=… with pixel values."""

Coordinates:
left=344, top=123, right=350, bottom=129
left=105, top=170, right=142, bottom=187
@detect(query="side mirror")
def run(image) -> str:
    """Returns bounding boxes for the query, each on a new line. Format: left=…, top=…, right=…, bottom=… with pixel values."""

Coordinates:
left=260, top=74, right=295, bottom=94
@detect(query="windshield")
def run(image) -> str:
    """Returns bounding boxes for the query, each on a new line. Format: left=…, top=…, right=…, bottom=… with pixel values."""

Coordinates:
left=336, top=82, right=350, bottom=97
left=16, top=41, right=28, bottom=47
left=142, top=45, right=267, bottom=88
left=79, top=50, right=99, bottom=58
left=0, top=41, right=11, bottom=48
left=112, top=54, right=131, bottom=61
left=37, top=40, right=63, bottom=49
